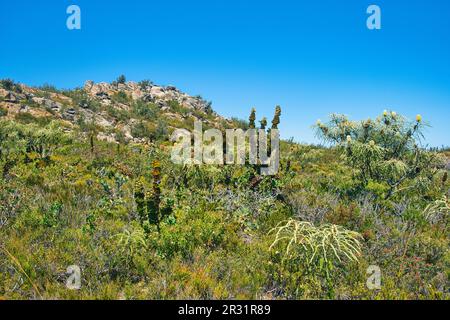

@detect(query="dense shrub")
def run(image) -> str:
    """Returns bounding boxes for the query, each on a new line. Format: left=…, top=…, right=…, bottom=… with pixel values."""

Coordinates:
left=0, top=79, right=23, bottom=93
left=132, top=100, right=158, bottom=119
left=131, top=121, right=153, bottom=139
left=112, top=91, right=130, bottom=104
left=116, top=75, right=126, bottom=84
left=316, top=112, right=446, bottom=199
left=63, top=88, right=100, bottom=112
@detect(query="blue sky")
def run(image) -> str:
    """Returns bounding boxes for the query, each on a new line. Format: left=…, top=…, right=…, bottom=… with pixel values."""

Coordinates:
left=1, top=0, right=449, bottom=146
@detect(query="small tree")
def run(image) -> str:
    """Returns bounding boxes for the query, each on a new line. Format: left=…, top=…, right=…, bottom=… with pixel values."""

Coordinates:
left=116, top=75, right=126, bottom=84
left=315, top=111, right=446, bottom=198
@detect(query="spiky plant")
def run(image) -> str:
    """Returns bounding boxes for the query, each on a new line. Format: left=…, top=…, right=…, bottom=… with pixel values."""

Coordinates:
left=423, top=195, right=450, bottom=225
left=269, top=219, right=363, bottom=282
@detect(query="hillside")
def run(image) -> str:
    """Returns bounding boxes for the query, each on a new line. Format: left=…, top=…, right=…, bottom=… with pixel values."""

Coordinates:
left=0, top=78, right=449, bottom=300
left=0, top=78, right=244, bottom=146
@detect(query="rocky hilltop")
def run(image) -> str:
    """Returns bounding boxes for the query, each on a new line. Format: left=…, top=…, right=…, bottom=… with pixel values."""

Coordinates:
left=0, top=78, right=237, bottom=144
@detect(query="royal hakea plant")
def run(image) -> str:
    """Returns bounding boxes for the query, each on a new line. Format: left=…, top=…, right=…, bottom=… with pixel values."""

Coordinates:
left=423, top=194, right=450, bottom=225
left=315, top=111, right=446, bottom=199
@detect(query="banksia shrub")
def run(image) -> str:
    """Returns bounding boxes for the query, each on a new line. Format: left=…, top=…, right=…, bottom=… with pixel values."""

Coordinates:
left=315, top=111, right=446, bottom=198
left=423, top=195, right=450, bottom=225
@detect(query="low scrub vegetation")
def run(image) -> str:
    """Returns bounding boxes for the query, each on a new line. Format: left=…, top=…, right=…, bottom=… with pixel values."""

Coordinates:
left=0, top=94, right=448, bottom=299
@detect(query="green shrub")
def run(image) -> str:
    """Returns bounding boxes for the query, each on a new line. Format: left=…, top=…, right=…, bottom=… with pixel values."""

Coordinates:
left=42, top=202, right=63, bottom=227
left=269, top=219, right=363, bottom=297
left=138, top=79, right=153, bottom=89
left=38, top=83, right=59, bottom=94
left=63, top=88, right=100, bottom=112
left=132, top=100, right=158, bottom=119
left=315, top=112, right=446, bottom=198
left=112, top=91, right=130, bottom=104
left=131, top=121, right=153, bottom=139
left=154, top=119, right=168, bottom=141
left=0, top=79, right=22, bottom=93
left=116, top=75, right=126, bottom=84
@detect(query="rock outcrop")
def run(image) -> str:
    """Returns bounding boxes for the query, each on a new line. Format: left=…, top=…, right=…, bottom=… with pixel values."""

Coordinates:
left=0, top=79, right=232, bottom=144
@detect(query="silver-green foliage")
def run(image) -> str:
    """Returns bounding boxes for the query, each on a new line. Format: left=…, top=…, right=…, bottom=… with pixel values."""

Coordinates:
left=315, top=111, right=446, bottom=198
left=269, top=219, right=362, bottom=278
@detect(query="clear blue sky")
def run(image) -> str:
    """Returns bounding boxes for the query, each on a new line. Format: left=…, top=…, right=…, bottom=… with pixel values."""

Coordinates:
left=1, top=0, right=449, bottom=146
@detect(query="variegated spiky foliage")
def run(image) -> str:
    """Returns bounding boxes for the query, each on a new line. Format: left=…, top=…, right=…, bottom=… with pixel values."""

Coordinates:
left=249, top=108, right=256, bottom=129
left=315, top=111, right=447, bottom=199
left=423, top=195, right=450, bottom=225
left=269, top=219, right=363, bottom=280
